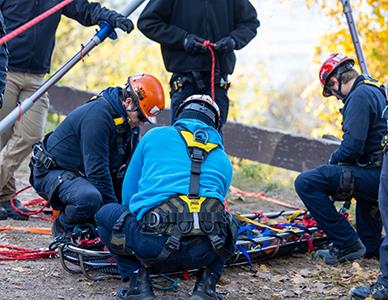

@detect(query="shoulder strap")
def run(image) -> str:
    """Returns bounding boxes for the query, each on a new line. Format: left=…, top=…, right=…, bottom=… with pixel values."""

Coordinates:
left=175, top=125, right=219, bottom=198
left=362, top=79, right=387, bottom=99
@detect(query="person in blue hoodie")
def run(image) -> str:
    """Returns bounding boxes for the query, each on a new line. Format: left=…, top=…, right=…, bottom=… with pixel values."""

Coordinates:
left=96, top=95, right=235, bottom=300
left=295, top=53, right=386, bottom=265
left=29, top=74, right=165, bottom=238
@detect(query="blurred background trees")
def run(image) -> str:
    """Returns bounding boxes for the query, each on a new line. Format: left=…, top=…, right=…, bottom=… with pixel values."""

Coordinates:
left=51, top=0, right=387, bottom=138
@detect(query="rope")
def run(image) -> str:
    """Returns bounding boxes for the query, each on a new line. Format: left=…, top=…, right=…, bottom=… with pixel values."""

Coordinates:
left=0, top=0, right=75, bottom=46
left=17, top=102, right=22, bottom=122
left=229, top=185, right=302, bottom=210
left=10, top=185, right=53, bottom=222
left=0, top=225, right=51, bottom=235
left=0, top=245, right=56, bottom=261
left=202, top=40, right=216, bottom=101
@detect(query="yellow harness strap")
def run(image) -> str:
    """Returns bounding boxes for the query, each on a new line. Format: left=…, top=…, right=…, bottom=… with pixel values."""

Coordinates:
left=180, top=130, right=218, bottom=153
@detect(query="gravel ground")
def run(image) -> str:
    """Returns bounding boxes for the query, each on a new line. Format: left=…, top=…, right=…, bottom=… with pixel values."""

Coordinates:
left=0, top=161, right=380, bottom=300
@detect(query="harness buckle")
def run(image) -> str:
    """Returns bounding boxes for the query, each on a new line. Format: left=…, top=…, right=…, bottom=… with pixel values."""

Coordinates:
left=147, top=211, right=161, bottom=228
left=32, top=143, right=44, bottom=161
left=209, top=235, right=224, bottom=250
left=43, top=156, right=55, bottom=169
left=190, top=148, right=204, bottom=163
left=165, top=235, right=180, bottom=251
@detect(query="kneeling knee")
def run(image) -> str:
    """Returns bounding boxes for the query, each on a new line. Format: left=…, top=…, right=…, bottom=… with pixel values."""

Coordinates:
left=294, top=172, right=311, bottom=192
left=77, top=190, right=103, bottom=215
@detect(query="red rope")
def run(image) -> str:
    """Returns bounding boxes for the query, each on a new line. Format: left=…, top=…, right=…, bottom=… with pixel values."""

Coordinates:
left=202, top=40, right=216, bottom=101
left=17, top=103, right=22, bottom=122
left=0, top=245, right=56, bottom=261
left=301, top=214, right=318, bottom=228
left=0, top=0, right=75, bottom=46
left=10, top=185, right=52, bottom=222
left=229, top=186, right=302, bottom=210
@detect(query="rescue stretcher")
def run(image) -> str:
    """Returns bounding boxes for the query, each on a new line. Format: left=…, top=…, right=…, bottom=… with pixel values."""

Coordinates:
left=52, top=209, right=328, bottom=281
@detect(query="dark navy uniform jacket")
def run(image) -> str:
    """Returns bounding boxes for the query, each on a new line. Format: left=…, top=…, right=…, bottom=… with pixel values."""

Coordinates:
left=44, top=88, right=133, bottom=204
left=0, top=0, right=120, bottom=74
left=0, top=10, right=7, bottom=97
left=330, top=75, right=386, bottom=165
left=138, top=0, right=260, bottom=75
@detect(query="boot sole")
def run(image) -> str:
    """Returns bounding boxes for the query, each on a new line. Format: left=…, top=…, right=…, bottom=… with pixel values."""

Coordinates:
left=348, top=289, right=371, bottom=300
left=124, top=294, right=155, bottom=300
left=326, top=248, right=366, bottom=265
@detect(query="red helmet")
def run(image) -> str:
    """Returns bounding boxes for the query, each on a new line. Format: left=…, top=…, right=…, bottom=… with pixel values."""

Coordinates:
left=319, top=53, right=355, bottom=97
left=176, top=94, right=221, bottom=129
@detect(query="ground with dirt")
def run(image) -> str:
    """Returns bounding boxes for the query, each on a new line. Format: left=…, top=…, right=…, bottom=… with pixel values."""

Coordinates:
left=0, top=161, right=381, bottom=300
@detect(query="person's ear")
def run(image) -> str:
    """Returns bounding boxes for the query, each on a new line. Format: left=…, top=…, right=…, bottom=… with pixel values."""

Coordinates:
left=123, top=97, right=133, bottom=109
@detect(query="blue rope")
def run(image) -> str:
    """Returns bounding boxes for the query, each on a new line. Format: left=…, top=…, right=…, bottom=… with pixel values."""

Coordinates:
left=152, top=273, right=180, bottom=291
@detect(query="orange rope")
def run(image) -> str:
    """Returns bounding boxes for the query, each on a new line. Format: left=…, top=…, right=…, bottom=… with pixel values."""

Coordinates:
left=0, top=225, right=51, bottom=235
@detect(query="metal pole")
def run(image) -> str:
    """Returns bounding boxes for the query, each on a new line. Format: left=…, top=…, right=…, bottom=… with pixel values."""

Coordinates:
left=0, top=0, right=147, bottom=135
left=340, top=0, right=370, bottom=76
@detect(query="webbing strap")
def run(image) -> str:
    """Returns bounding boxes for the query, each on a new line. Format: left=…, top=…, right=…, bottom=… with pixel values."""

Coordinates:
left=109, top=210, right=131, bottom=256
left=189, top=147, right=204, bottom=197
left=100, top=97, right=127, bottom=156
left=175, top=126, right=219, bottom=198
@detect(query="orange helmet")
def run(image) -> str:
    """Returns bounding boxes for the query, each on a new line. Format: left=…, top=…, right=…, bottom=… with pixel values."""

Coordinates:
left=176, top=94, right=221, bottom=129
left=126, top=74, right=165, bottom=124
left=319, top=53, right=355, bottom=97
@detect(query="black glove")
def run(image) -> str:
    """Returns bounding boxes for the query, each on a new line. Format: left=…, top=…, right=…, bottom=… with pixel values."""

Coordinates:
left=0, top=94, right=3, bottom=109
left=214, top=36, right=236, bottom=53
left=183, top=34, right=207, bottom=55
left=107, top=15, right=134, bottom=33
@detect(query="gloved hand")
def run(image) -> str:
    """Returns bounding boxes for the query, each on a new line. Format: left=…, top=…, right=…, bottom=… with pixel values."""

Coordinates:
left=183, top=34, right=207, bottom=55
left=214, top=36, right=236, bottom=53
left=107, top=15, right=134, bottom=33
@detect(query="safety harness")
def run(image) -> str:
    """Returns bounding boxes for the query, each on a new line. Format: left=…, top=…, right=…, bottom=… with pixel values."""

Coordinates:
left=31, top=95, right=137, bottom=203
left=110, top=126, right=232, bottom=263
left=355, top=79, right=386, bottom=166
left=143, top=126, right=232, bottom=262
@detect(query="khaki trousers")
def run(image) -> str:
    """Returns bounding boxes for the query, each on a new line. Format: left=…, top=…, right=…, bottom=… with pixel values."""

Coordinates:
left=0, top=71, right=49, bottom=202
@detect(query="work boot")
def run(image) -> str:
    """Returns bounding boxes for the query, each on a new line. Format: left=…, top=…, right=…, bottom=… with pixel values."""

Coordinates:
left=0, top=199, right=29, bottom=220
left=116, top=268, right=155, bottom=300
left=51, top=218, right=69, bottom=239
left=190, top=268, right=224, bottom=300
left=315, top=239, right=366, bottom=265
left=349, top=282, right=388, bottom=299
left=0, top=206, right=7, bottom=220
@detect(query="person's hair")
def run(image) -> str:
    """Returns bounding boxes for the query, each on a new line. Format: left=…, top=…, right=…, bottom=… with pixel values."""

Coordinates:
left=121, top=86, right=132, bottom=101
left=327, top=69, right=358, bottom=88
left=340, top=69, right=358, bottom=84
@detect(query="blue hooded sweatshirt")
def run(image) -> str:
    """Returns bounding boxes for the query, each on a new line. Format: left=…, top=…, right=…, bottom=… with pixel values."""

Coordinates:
left=46, top=87, right=132, bottom=204
left=122, top=118, right=233, bottom=220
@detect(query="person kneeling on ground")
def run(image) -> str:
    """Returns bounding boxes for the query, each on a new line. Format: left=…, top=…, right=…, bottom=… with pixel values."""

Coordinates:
left=295, top=53, right=386, bottom=265
left=96, top=95, right=236, bottom=300
left=29, top=74, right=165, bottom=238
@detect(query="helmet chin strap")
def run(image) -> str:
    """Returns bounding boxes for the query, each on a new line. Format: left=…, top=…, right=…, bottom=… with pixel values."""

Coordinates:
left=328, top=73, right=347, bottom=100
